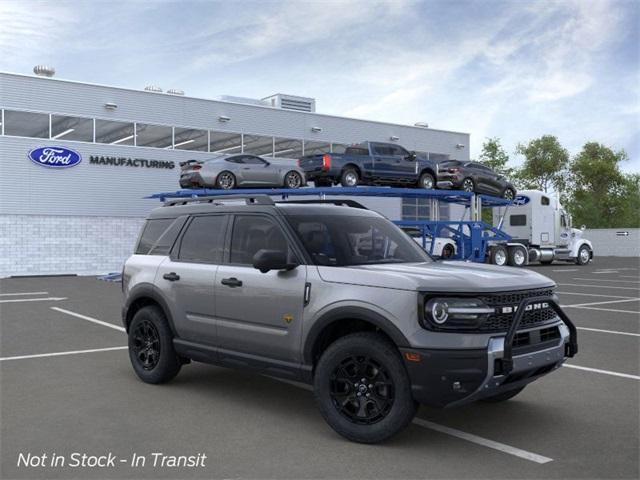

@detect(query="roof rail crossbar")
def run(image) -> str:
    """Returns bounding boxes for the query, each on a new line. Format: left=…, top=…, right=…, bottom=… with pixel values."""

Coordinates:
left=164, top=194, right=274, bottom=207
left=276, top=199, right=369, bottom=209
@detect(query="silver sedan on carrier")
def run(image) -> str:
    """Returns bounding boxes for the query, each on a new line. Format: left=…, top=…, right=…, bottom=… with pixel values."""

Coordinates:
left=179, top=154, right=307, bottom=190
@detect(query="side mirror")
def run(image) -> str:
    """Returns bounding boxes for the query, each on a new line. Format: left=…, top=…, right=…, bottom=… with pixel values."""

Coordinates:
left=581, top=225, right=586, bottom=231
left=252, top=249, right=298, bottom=273
left=407, top=151, right=417, bottom=161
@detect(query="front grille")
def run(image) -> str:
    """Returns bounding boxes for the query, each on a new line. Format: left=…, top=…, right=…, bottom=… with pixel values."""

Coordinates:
left=479, top=288, right=558, bottom=332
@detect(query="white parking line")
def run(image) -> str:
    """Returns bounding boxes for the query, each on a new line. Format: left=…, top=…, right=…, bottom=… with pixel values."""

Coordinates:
left=620, top=275, right=640, bottom=279
left=577, top=327, right=640, bottom=337
left=552, top=269, right=579, bottom=272
left=563, top=364, right=640, bottom=380
left=562, top=298, right=640, bottom=308
left=558, top=283, right=640, bottom=291
left=593, top=271, right=619, bottom=274
left=270, top=377, right=553, bottom=464
left=0, top=346, right=127, bottom=362
left=557, top=291, right=637, bottom=299
left=0, top=297, right=67, bottom=304
left=51, top=307, right=126, bottom=332
left=572, top=278, right=640, bottom=284
left=0, top=291, right=49, bottom=296
left=412, top=418, right=553, bottom=464
left=565, top=305, right=640, bottom=315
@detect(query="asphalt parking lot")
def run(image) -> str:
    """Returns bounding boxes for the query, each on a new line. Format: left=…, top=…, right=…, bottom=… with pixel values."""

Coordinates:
left=1, top=256, right=638, bottom=479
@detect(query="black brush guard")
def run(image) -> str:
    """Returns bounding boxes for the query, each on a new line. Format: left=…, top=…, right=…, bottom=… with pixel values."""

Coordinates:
left=502, top=296, right=578, bottom=375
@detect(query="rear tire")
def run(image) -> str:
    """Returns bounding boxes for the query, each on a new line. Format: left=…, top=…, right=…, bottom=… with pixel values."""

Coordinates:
left=462, top=177, right=475, bottom=192
left=340, top=168, right=360, bottom=187
left=480, top=386, right=525, bottom=403
left=507, top=245, right=527, bottom=267
left=216, top=171, right=236, bottom=190
left=441, top=243, right=455, bottom=259
left=128, top=306, right=182, bottom=384
left=490, top=245, right=508, bottom=266
left=503, top=188, right=516, bottom=201
left=284, top=170, right=303, bottom=189
left=314, top=332, right=418, bottom=444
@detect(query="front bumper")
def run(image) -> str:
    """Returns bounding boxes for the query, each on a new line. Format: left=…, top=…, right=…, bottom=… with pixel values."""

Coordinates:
left=402, top=296, right=578, bottom=408
left=402, top=322, right=570, bottom=407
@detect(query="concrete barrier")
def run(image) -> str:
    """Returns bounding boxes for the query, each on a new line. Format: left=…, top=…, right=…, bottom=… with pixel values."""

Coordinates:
left=584, top=228, right=640, bottom=257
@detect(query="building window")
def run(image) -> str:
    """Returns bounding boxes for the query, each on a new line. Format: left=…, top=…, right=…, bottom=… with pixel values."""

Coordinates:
left=173, top=127, right=208, bottom=151
left=95, top=119, right=135, bottom=145
left=402, top=198, right=430, bottom=221
left=135, top=123, right=173, bottom=148
left=210, top=131, right=243, bottom=154
left=243, top=134, right=274, bottom=156
left=303, top=141, right=331, bottom=155
left=273, top=137, right=303, bottom=159
left=428, top=153, right=450, bottom=163
left=3, top=110, right=49, bottom=138
left=51, top=114, right=93, bottom=142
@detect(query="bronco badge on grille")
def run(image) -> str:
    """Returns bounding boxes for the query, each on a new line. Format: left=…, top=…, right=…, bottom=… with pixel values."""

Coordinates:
left=499, top=302, right=549, bottom=314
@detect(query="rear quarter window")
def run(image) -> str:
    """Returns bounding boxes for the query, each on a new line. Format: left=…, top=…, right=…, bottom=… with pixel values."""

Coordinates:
left=345, top=147, right=369, bottom=156
left=510, top=215, right=527, bottom=226
left=136, top=217, right=185, bottom=255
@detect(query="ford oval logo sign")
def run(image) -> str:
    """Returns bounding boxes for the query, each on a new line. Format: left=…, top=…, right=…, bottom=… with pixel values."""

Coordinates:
left=28, top=146, right=82, bottom=168
left=513, top=195, right=530, bottom=206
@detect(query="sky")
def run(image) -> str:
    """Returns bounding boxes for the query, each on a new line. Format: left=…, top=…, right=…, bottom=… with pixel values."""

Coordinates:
left=1, top=0, right=638, bottom=172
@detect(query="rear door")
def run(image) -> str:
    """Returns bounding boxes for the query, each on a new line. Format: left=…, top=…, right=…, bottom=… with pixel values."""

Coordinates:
left=371, top=143, right=396, bottom=179
left=156, top=214, right=228, bottom=346
left=214, top=213, right=307, bottom=363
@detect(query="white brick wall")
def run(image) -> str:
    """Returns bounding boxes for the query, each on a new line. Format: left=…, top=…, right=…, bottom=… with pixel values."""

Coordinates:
left=0, top=215, right=145, bottom=277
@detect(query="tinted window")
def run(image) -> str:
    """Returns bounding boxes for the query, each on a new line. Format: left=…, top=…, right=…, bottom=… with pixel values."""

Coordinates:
left=287, top=215, right=431, bottom=266
left=242, top=156, right=267, bottom=165
left=148, top=217, right=187, bottom=255
left=178, top=215, right=227, bottom=263
left=225, top=156, right=244, bottom=164
left=136, top=219, right=174, bottom=254
left=390, top=145, right=410, bottom=157
left=230, top=216, right=290, bottom=265
left=345, top=147, right=369, bottom=156
left=510, top=215, right=527, bottom=226
left=541, top=196, right=550, bottom=206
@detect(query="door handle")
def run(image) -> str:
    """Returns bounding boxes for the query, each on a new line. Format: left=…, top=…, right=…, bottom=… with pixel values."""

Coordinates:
left=163, top=272, right=180, bottom=282
left=221, top=277, right=243, bottom=287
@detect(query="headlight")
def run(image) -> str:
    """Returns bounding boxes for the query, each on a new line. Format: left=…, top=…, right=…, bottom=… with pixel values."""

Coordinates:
left=423, top=297, right=494, bottom=330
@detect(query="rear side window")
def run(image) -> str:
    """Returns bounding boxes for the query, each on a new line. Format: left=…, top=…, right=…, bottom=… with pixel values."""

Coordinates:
left=345, top=147, right=369, bottom=156
left=178, top=215, right=227, bottom=263
left=541, top=196, right=550, bottom=205
left=136, top=219, right=174, bottom=254
left=510, top=215, right=527, bottom=226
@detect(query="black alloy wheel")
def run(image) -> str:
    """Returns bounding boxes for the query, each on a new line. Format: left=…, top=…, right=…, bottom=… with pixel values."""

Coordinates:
left=285, top=171, right=303, bottom=189
left=462, top=178, right=475, bottom=192
left=132, top=319, right=161, bottom=371
left=330, top=355, right=395, bottom=425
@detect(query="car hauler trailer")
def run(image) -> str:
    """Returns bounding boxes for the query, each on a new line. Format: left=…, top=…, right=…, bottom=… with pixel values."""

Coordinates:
left=148, top=186, right=592, bottom=267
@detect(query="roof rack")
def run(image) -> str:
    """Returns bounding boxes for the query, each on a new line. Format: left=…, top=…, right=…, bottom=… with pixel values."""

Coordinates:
left=275, top=199, right=368, bottom=209
left=163, top=194, right=274, bottom=207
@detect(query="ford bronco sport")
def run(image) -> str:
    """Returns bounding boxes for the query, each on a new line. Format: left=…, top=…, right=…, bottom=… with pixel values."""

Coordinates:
left=122, top=195, right=577, bottom=443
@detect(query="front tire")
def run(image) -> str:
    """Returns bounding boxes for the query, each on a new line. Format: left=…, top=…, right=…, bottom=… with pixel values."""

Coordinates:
left=128, top=306, right=181, bottom=384
left=576, top=245, right=591, bottom=265
left=216, top=171, right=236, bottom=190
left=418, top=172, right=435, bottom=190
left=441, top=243, right=455, bottom=259
left=340, top=168, right=360, bottom=187
left=314, top=332, right=417, bottom=444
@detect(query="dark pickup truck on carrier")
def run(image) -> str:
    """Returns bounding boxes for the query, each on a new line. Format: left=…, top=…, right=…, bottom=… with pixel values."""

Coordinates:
left=298, top=141, right=439, bottom=189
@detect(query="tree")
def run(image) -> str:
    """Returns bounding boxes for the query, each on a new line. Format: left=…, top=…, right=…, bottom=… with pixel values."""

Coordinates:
left=479, top=137, right=512, bottom=176
left=515, top=135, right=569, bottom=193
left=565, top=142, right=638, bottom=228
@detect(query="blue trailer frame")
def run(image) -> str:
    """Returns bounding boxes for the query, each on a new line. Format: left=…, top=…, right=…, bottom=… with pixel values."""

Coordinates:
left=148, top=187, right=512, bottom=263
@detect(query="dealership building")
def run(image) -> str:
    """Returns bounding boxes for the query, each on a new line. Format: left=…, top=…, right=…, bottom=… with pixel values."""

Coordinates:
left=0, top=69, right=470, bottom=277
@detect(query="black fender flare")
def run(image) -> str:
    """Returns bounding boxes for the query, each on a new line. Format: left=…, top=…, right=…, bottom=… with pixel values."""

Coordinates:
left=302, top=306, right=410, bottom=364
left=419, top=167, right=436, bottom=179
left=123, top=283, right=177, bottom=336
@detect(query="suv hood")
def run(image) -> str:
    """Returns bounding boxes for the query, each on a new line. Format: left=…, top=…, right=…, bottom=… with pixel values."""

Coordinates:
left=317, top=261, right=555, bottom=293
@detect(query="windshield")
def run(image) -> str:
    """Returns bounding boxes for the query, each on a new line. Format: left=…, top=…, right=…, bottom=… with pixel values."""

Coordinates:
left=286, top=215, right=432, bottom=266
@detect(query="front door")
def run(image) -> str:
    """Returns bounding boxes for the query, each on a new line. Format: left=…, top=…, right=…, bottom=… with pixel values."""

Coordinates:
left=238, top=155, right=277, bottom=185
left=214, top=214, right=307, bottom=363
left=155, top=214, right=228, bottom=345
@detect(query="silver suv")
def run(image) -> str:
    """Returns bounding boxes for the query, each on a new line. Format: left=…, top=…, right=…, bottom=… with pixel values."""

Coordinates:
left=122, top=195, right=577, bottom=443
